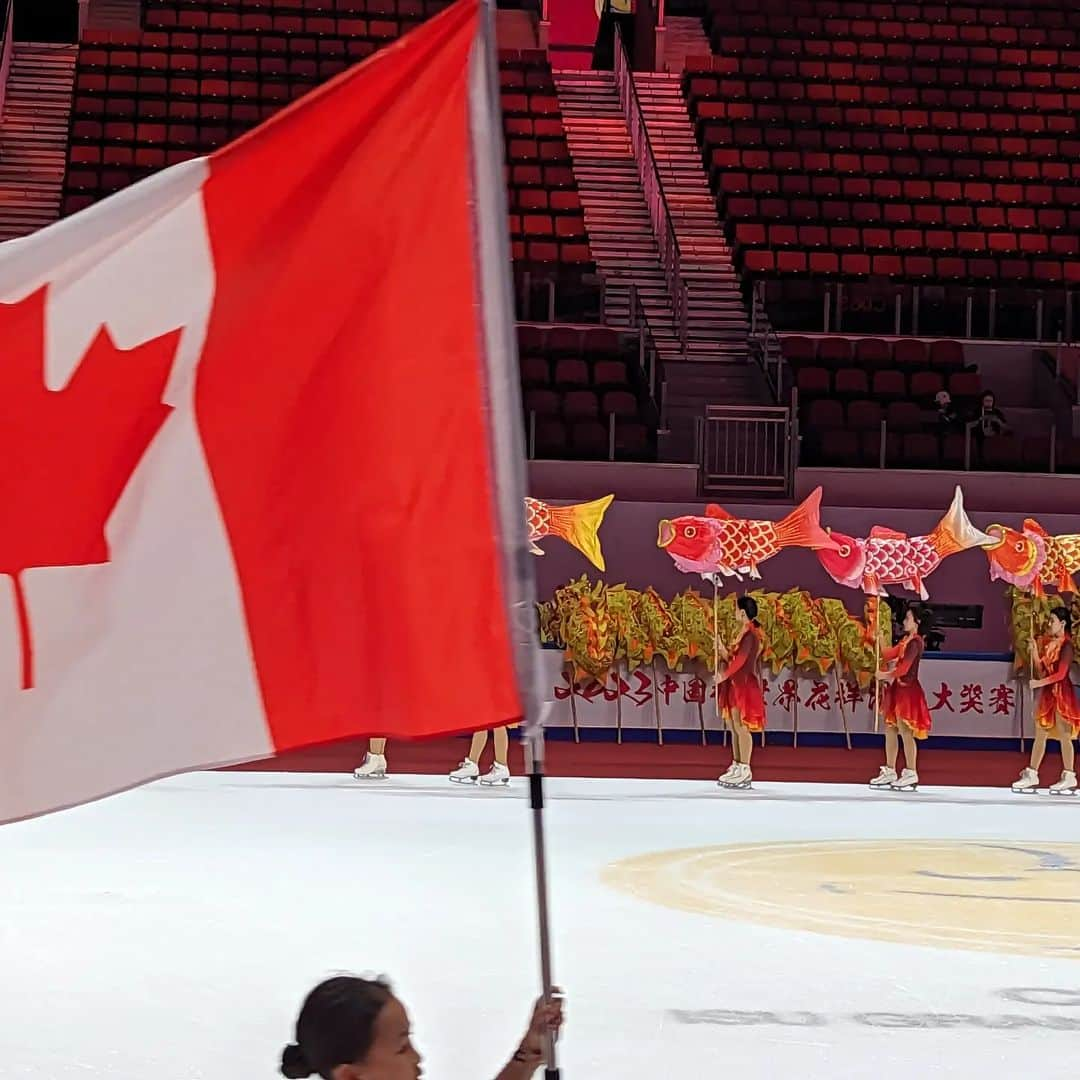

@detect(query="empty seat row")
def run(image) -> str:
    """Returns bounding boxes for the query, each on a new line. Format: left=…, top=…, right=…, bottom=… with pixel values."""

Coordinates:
left=714, top=0, right=1080, bottom=25
left=693, top=98, right=1079, bottom=135
left=736, top=223, right=1080, bottom=255
left=693, top=40, right=1080, bottom=66
left=521, top=356, right=633, bottom=392
left=799, top=369, right=979, bottom=407
left=143, top=0, right=430, bottom=12
left=781, top=335, right=964, bottom=369
left=530, top=415, right=652, bottom=462
left=804, top=428, right=1075, bottom=473
left=722, top=195, right=1080, bottom=231
left=524, top=388, right=643, bottom=421
left=143, top=9, right=420, bottom=34
left=742, top=249, right=1080, bottom=282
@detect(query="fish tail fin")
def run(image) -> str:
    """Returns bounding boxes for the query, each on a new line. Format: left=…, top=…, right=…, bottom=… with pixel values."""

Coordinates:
left=773, top=487, right=837, bottom=552
left=546, top=494, right=615, bottom=571
left=927, top=486, right=995, bottom=559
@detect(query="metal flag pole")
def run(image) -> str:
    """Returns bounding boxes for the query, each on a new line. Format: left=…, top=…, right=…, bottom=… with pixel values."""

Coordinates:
left=524, top=713, right=560, bottom=1080
left=472, top=0, right=560, bottom=1071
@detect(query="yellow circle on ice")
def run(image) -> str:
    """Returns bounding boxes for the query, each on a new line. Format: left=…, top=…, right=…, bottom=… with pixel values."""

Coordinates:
left=602, top=840, right=1080, bottom=958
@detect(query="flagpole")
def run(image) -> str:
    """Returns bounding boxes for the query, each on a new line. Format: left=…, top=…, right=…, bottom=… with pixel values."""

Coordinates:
left=471, top=0, right=561, bottom=1072
left=524, top=716, right=560, bottom=1079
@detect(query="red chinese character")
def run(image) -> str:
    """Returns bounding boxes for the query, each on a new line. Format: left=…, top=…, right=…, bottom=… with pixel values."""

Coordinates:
left=804, top=681, right=831, bottom=710
left=773, top=678, right=798, bottom=712
left=835, top=680, right=862, bottom=708
left=959, top=683, right=984, bottom=714
left=684, top=676, right=707, bottom=705
left=930, top=682, right=955, bottom=712
left=624, top=670, right=653, bottom=707
left=553, top=670, right=583, bottom=701
left=580, top=680, right=606, bottom=703
left=658, top=673, right=680, bottom=705
left=603, top=674, right=631, bottom=702
left=990, top=683, right=1015, bottom=716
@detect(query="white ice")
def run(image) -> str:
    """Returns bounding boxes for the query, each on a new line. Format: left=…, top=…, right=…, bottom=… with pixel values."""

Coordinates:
left=1, top=772, right=1078, bottom=1079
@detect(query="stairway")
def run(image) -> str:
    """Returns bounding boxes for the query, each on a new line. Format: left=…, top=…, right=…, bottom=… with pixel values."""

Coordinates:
left=555, top=69, right=685, bottom=358
left=632, top=70, right=752, bottom=364
left=661, top=14, right=711, bottom=74
left=0, top=44, right=78, bottom=243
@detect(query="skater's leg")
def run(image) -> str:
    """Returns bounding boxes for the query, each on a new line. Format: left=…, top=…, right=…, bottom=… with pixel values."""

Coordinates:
left=1029, top=723, right=1050, bottom=770
left=729, top=709, right=742, bottom=764
left=735, top=720, right=753, bottom=768
left=468, top=730, right=488, bottom=763
left=884, top=725, right=899, bottom=770
left=899, top=722, right=918, bottom=773
left=493, top=726, right=509, bottom=767
left=1056, top=717, right=1075, bottom=772
left=369, top=738, right=387, bottom=756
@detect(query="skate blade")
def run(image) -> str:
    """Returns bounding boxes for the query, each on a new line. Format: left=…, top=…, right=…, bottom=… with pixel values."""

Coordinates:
left=448, top=776, right=478, bottom=784
left=480, top=779, right=510, bottom=787
left=353, top=772, right=387, bottom=780
left=1048, top=789, right=1078, bottom=796
left=890, top=785, right=918, bottom=792
left=718, top=781, right=752, bottom=790
left=1011, top=787, right=1039, bottom=794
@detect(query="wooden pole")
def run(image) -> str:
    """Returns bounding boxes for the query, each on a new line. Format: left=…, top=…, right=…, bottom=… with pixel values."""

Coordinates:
left=615, top=659, right=623, bottom=746
left=792, top=672, right=799, bottom=750
left=713, top=575, right=723, bottom=746
left=833, top=665, right=852, bottom=751
left=565, top=661, right=580, bottom=745
left=652, top=657, right=663, bottom=746
left=1025, top=600, right=1035, bottom=755
left=873, top=598, right=882, bottom=734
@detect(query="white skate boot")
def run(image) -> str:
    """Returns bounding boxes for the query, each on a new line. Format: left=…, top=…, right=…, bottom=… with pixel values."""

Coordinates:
left=1048, top=770, right=1078, bottom=796
left=480, top=762, right=511, bottom=786
left=717, top=762, right=740, bottom=786
left=353, top=753, right=387, bottom=780
left=720, top=763, right=752, bottom=790
left=1011, top=767, right=1040, bottom=794
left=869, top=766, right=898, bottom=789
left=891, top=768, right=919, bottom=791
left=448, top=758, right=480, bottom=784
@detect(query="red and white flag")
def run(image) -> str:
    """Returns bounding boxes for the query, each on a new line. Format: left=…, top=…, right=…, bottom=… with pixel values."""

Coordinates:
left=0, top=0, right=536, bottom=824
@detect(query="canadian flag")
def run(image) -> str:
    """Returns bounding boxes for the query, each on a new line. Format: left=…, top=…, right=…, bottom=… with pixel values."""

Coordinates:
left=0, top=0, right=537, bottom=824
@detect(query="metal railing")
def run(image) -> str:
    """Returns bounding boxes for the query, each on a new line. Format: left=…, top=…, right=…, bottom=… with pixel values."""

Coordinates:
left=613, top=26, right=689, bottom=352
left=0, top=0, right=14, bottom=126
left=699, top=401, right=795, bottom=497
left=749, top=280, right=786, bottom=401
left=625, top=281, right=663, bottom=418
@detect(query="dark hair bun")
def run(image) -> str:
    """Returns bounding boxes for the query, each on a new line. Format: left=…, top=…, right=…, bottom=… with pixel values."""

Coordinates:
left=280, top=1044, right=314, bottom=1079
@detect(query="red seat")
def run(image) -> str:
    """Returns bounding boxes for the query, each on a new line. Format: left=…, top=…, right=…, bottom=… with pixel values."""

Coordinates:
left=902, top=433, right=941, bottom=468
left=834, top=367, right=870, bottom=396
left=520, top=355, right=550, bottom=389
left=818, top=337, right=853, bottom=368
left=910, top=371, right=945, bottom=400
left=847, top=399, right=884, bottom=431
left=872, top=370, right=907, bottom=401
left=553, top=358, right=589, bottom=390
left=948, top=371, right=982, bottom=401
left=806, top=399, right=845, bottom=429
left=855, top=338, right=892, bottom=370
left=602, top=390, right=639, bottom=418
left=523, top=389, right=560, bottom=416
left=929, top=340, right=966, bottom=371
left=796, top=366, right=831, bottom=397
left=562, top=390, right=599, bottom=420
left=781, top=336, right=817, bottom=366
left=592, top=360, right=629, bottom=390
left=894, top=339, right=929, bottom=369
left=819, top=428, right=860, bottom=465
left=885, top=400, right=924, bottom=433
left=979, top=434, right=1024, bottom=471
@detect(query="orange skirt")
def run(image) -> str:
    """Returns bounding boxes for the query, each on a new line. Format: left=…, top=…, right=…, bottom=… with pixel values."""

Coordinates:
left=883, top=681, right=932, bottom=740
left=1034, top=681, right=1080, bottom=735
left=718, top=673, right=766, bottom=732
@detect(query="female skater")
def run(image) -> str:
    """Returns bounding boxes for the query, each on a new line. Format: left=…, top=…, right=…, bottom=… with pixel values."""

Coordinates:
left=1013, top=604, right=1080, bottom=795
left=870, top=605, right=932, bottom=792
left=716, top=595, right=766, bottom=790
left=449, top=727, right=511, bottom=786
left=353, top=739, right=389, bottom=780
left=281, top=975, right=564, bottom=1080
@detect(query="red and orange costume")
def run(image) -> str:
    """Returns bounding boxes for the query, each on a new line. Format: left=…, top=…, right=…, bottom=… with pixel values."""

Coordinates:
left=718, top=624, right=766, bottom=732
left=882, top=633, right=932, bottom=739
left=1033, top=634, right=1080, bottom=735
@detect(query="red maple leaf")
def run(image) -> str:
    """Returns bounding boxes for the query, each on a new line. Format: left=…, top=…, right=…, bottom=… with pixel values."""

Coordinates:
left=0, top=286, right=180, bottom=689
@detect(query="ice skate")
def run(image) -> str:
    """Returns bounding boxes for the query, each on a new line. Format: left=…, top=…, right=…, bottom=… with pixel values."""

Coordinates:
left=480, top=762, right=511, bottom=786
left=1048, top=770, right=1078, bottom=796
left=890, top=768, right=919, bottom=791
left=719, top=763, right=752, bottom=790
left=352, top=753, right=387, bottom=780
left=448, top=758, right=480, bottom=784
left=717, top=762, right=740, bottom=786
left=1011, top=767, right=1040, bottom=794
left=869, top=766, right=897, bottom=789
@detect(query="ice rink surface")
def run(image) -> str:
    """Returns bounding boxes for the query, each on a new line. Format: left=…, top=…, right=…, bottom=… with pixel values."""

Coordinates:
left=2, top=771, right=1079, bottom=1078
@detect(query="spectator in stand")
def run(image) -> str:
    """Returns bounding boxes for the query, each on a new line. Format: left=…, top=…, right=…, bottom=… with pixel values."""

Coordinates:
left=281, top=976, right=564, bottom=1080
left=934, top=390, right=959, bottom=433
left=974, top=391, right=1009, bottom=439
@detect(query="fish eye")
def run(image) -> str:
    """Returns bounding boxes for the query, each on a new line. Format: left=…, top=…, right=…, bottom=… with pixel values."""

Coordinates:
left=838, top=544, right=851, bottom=557
left=1015, top=541, right=1025, bottom=552
left=684, top=525, right=697, bottom=539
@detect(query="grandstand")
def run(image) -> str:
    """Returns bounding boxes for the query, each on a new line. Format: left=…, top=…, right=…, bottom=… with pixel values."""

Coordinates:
left=2, top=0, right=1079, bottom=493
